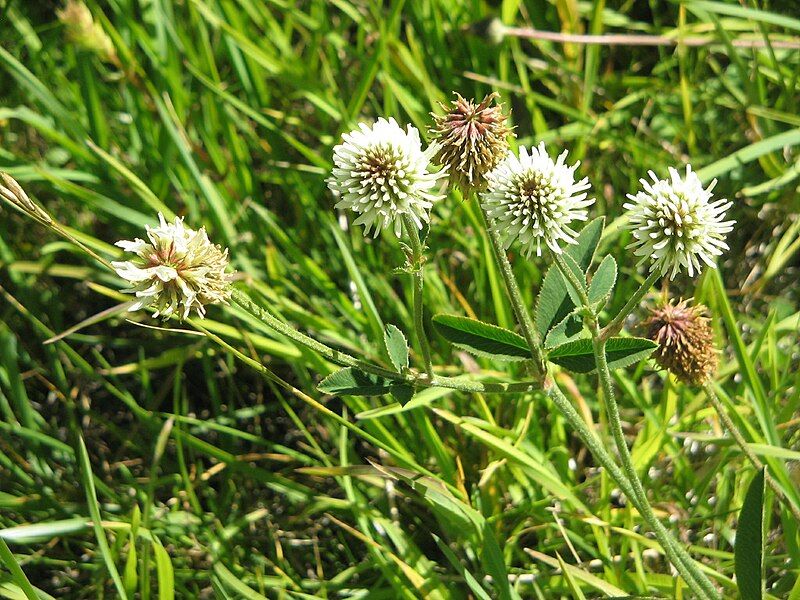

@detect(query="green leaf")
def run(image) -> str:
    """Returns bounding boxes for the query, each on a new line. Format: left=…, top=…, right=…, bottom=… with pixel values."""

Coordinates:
left=432, top=314, right=529, bottom=361
left=548, top=337, right=657, bottom=373
left=77, top=433, right=128, bottom=599
left=535, top=217, right=605, bottom=338
left=432, top=534, right=493, bottom=600
left=556, top=552, right=588, bottom=600
left=384, top=324, right=409, bottom=372
left=559, top=253, right=588, bottom=307
left=735, top=468, right=765, bottom=600
left=788, top=569, right=800, bottom=600
left=317, top=368, right=395, bottom=396
left=389, top=384, right=415, bottom=405
left=544, top=311, right=587, bottom=349
left=588, top=255, right=617, bottom=306
left=0, top=535, right=38, bottom=600
left=481, top=521, right=521, bottom=600
left=152, top=536, right=175, bottom=600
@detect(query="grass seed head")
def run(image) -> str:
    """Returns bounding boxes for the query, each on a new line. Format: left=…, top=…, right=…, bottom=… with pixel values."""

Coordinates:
left=57, top=0, right=117, bottom=62
left=0, top=173, right=53, bottom=224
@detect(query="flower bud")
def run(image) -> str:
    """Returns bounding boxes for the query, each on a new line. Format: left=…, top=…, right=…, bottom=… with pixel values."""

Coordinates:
left=643, top=299, right=717, bottom=385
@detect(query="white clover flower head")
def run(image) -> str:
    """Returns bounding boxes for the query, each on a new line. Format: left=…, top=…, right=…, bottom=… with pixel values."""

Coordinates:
left=327, top=117, right=447, bottom=237
left=623, top=166, right=734, bottom=279
left=112, top=214, right=232, bottom=320
left=480, top=142, right=593, bottom=256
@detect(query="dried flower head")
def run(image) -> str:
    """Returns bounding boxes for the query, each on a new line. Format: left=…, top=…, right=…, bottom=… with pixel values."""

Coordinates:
left=624, top=166, right=734, bottom=279
left=643, top=299, right=717, bottom=385
left=328, top=117, right=447, bottom=238
left=112, top=214, right=232, bottom=320
left=57, top=0, right=116, bottom=62
left=480, top=142, right=593, bottom=256
left=430, top=92, right=513, bottom=193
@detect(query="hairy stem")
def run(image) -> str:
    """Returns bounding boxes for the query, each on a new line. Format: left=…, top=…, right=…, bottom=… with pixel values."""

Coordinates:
left=477, top=199, right=546, bottom=377
left=703, top=380, right=800, bottom=522
left=402, top=215, right=434, bottom=376
left=552, top=252, right=590, bottom=306
left=600, top=269, right=662, bottom=340
left=232, top=288, right=545, bottom=395
left=591, top=328, right=719, bottom=600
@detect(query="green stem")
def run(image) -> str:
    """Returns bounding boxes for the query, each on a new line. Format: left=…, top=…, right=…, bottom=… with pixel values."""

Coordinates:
left=591, top=328, right=718, bottom=600
left=190, top=318, right=455, bottom=492
left=600, top=269, right=661, bottom=340
left=547, top=381, right=713, bottom=598
left=477, top=200, right=545, bottom=377
left=232, top=289, right=398, bottom=379
left=402, top=215, right=434, bottom=376
left=703, top=380, right=800, bottom=522
left=552, top=252, right=590, bottom=306
left=232, top=288, right=543, bottom=395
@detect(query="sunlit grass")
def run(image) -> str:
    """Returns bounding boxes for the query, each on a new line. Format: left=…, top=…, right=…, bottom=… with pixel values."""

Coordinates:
left=1, top=0, right=800, bottom=597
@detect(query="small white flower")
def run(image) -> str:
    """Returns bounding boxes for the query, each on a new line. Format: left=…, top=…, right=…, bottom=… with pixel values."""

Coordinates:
left=480, top=142, right=593, bottom=256
left=624, top=166, right=734, bottom=279
left=327, top=117, right=447, bottom=237
left=112, top=214, right=232, bottom=319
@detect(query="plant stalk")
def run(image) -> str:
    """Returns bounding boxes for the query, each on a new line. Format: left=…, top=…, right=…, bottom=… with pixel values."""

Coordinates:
left=402, top=215, right=434, bottom=376
left=600, top=269, right=662, bottom=340
left=476, top=199, right=546, bottom=378
left=591, top=328, right=719, bottom=600
left=703, top=380, right=800, bottom=522
left=488, top=232, right=714, bottom=596
left=232, top=289, right=547, bottom=395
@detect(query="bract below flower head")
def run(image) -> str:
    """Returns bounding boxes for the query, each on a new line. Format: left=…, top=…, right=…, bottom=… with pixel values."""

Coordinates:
left=624, top=166, right=734, bottom=279
left=480, top=142, right=593, bottom=257
left=112, top=214, right=232, bottom=320
left=327, top=117, right=447, bottom=238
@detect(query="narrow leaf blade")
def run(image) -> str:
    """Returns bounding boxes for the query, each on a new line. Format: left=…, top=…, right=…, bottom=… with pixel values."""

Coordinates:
left=735, top=468, right=765, bottom=600
left=317, top=368, right=394, bottom=396
left=548, top=337, right=657, bottom=373
left=432, top=314, right=529, bottom=361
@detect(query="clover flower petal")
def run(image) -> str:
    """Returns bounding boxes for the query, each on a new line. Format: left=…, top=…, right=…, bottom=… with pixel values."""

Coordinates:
left=480, top=142, right=593, bottom=256
left=327, top=117, right=447, bottom=237
left=624, top=166, right=734, bottom=279
left=112, top=214, right=232, bottom=320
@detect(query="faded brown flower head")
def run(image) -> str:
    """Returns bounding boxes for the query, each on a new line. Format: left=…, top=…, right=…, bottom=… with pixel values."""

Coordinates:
left=643, top=299, right=717, bottom=385
left=430, top=92, right=514, bottom=194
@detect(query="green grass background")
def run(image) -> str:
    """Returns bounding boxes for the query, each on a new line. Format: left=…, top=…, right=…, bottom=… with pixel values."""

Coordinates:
left=1, top=0, right=800, bottom=597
